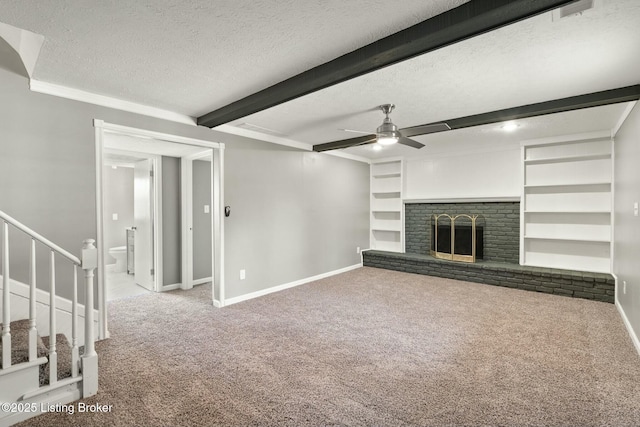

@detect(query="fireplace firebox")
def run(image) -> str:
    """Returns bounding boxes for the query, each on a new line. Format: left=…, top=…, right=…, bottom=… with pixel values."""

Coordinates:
left=430, top=214, right=483, bottom=263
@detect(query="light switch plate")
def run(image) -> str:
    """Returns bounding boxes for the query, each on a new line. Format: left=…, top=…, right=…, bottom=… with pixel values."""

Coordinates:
left=204, top=205, right=210, bottom=214
left=112, top=213, right=118, bottom=221
left=634, top=202, right=638, bottom=217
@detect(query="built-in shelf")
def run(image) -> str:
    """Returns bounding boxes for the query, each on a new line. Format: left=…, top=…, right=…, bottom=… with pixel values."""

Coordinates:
left=372, top=191, right=401, bottom=196
left=372, top=227, right=402, bottom=233
left=370, top=159, right=404, bottom=253
left=524, top=235, right=610, bottom=243
left=373, top=172, right=401, bottom=178
left=524, top=210, right=611, bottom=214
left=524, top=181, right=611, bottom=189
left=521, top=133, right=613, bottom=273
left=524, top=153, right=611, bottom=165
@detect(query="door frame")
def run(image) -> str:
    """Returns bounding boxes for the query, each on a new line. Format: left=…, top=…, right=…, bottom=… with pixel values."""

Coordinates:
left=94, top=120, right=225, bottom=340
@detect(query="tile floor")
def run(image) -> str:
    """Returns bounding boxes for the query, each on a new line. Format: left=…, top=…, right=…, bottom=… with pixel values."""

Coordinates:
left=106, top=267, right=151, bottom=301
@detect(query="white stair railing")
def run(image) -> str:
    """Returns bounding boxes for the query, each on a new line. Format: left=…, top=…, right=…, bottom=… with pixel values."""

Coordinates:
left=0, top=209, right=98, bottom=398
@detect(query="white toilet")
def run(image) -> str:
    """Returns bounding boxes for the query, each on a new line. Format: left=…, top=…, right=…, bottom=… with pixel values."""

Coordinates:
left=108, top=246, right=127, bottom=273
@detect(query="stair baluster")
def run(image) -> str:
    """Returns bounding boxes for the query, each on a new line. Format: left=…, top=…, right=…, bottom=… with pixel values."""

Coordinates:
left=81, top=239, right=98, bottom=396
left=29, top=238, right=37, bottom=361
left=2, top=221, right=10, bottom=369
left=71, top=265, right=79, bottom=377
left=48, top=250, right=57, bottom=384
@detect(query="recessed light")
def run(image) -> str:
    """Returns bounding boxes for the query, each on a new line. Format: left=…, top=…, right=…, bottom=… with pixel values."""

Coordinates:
left=501, top=122, right=519, bottom=132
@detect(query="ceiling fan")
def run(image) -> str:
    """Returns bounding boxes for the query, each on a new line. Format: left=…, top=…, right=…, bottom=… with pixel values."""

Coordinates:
left=314, top=104, right=451, bottom=152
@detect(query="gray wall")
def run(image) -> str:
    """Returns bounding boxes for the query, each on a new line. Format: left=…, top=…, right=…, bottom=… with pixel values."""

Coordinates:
left=103, top=166, right=134, bottom=258
left=613, top=102, right=640, bottom=344
left=193, top=159, right=212, bottom=281
left=0, top=66, right=370, bottom=306
left=161, top=157, right=181, bottom=286
left=224, top=146, right=370, bottom=299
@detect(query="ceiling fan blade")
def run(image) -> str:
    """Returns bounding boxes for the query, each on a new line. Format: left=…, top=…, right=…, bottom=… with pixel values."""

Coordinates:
left=397, top=136, right=425, bottom=149
left=313, top=134, right=377, bottom=152
left=340, top=128, right=373, bottom=135
left=400, top=122, right=451, bottom=138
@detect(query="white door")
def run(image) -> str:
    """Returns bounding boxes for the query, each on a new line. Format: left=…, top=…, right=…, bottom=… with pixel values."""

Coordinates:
left=134, top=159, right=154, bottom=291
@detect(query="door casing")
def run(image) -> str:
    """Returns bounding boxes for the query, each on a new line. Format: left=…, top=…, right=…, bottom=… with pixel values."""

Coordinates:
left=94, top=120, right=225, bottom=340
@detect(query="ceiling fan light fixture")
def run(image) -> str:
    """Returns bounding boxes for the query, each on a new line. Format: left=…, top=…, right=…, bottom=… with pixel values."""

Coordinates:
left=377, top=134, right=399, bottom=145
left=376, top=105, right=401, bottom=145
left=373, top=143, right=383, bottom=151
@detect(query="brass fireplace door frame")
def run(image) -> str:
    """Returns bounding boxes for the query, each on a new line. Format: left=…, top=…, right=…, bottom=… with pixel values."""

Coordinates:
left=430, top=213, right=479, bottom=263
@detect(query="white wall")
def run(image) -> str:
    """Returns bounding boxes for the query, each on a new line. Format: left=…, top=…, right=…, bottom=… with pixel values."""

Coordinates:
left=404, top=148, right=521, bottom=200
left=613, top=102, right=640, bottom=352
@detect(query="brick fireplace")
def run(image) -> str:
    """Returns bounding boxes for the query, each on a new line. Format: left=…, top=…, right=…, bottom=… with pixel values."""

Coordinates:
left=406, top=201, right=520, bottom=264
left=363, top=201, right=615, bottom=303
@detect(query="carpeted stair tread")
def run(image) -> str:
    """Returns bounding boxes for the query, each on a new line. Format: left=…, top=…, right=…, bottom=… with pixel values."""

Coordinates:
left=0, top=319, right=48, bottom=369
left=40, top=333, right=75, bottom=385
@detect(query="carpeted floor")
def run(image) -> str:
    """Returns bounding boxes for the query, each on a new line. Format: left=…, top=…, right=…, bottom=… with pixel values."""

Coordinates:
left=20, top=267, right=640, bottom=426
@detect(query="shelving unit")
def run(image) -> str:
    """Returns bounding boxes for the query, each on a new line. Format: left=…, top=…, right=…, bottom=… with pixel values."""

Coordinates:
left=520, top=131, right=613, bottom=273
left=370, top=158, right=404, bottom=252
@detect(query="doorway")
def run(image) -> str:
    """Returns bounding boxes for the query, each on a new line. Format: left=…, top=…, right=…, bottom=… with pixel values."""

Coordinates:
left=102, top=149, right=160, bottom=300
left=94, top=120, right=225, bottom=340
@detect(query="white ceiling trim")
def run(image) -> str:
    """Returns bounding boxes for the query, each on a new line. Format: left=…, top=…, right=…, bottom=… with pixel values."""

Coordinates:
left=323, top=150, right=371, bottom=164
left=30, top=79, right=196, bottom=126
left=0, top=22, right=44, bottom=78
left=215, top=124, right=312, bottom=151
left=613, top=101, right=637, bottom=137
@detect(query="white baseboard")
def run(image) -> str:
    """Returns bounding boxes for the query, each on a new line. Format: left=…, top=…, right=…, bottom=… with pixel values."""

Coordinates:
left=615, top=300, right=640, bottom=356
left=213, top=299, right=222, bottom=308
left=0, top=275, right=99, bottom=346
left=222, top=263, right=362, bottom=307
left=193, top=277, right=212, bottom=286
left=162, top=283, right=182, bottom=291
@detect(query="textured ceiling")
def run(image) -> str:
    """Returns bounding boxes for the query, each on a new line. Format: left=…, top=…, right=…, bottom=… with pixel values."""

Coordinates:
left=0, top=0, right=467, bottom=116
left=227, top=0, right=640, bottom=157
left=0, top=0, right=638, bottom=160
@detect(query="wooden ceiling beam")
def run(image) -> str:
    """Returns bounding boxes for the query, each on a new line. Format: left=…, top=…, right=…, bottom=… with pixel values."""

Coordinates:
left=198, top=0, right=576, bottom=128
left=313, top=85, right=640, bottom=152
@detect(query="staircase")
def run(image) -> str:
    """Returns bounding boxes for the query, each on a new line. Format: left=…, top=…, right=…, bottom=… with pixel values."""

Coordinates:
left=0, top=210, right=98, bottom=427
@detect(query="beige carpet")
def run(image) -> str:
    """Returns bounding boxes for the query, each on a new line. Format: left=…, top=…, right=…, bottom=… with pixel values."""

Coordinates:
left=20, top=267, right=640, bottom=426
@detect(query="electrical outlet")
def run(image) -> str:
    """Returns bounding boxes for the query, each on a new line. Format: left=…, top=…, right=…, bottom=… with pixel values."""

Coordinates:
left=634, top=202, right=638, bottom=217
left=623, top=280, right=627, bottom=294
left=240, top=269, right=246, bottom=280
left=112, top=213, right=118, bottom=221
left=356, top=246, right=361, bottom=254
left=204, top=205, right=210, bottom=214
